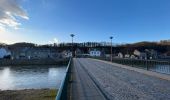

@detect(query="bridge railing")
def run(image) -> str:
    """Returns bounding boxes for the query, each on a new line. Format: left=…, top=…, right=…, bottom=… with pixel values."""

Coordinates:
left=56, top=58, right=72, bottom=100
left=91, top=57, right=170, bottom=75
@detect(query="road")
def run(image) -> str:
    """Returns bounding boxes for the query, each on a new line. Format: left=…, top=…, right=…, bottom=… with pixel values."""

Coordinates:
left=70, top=58, right=170, bottom=100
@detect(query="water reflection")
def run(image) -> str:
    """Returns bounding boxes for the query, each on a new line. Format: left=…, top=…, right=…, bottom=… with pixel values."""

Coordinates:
left=0, top=67, right=14, bottom=90
left=149, top=65, right=170, bottom=74
left=0, top=65, right=66, bottom=90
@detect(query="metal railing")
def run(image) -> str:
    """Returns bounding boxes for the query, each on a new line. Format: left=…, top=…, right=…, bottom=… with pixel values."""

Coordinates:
left=91, top=57, right=170, bottom=75
left=56, top=58, right=72, bottom=100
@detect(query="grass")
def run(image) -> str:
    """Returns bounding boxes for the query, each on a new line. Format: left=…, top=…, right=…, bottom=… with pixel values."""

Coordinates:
left=24, top=89, right=58, bottom=100
left=0, top=89, right=58, bottom=100
left=42, top=89, right=57, bottom=100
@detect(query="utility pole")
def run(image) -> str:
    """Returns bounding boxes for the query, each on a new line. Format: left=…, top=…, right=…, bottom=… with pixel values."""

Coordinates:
left=110, top=36, right=113, bottom=62
left=70, top=34, right=75, bottom=57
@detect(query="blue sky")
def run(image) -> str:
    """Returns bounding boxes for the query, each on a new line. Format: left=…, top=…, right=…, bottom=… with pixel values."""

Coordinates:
left=0, top=0, right=170, bottom=44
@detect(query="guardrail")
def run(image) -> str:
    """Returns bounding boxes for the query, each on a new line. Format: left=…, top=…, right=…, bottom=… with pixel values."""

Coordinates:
left=56, top=58, right=72, bottom=100
left=91, top=57, right=170, bottom=75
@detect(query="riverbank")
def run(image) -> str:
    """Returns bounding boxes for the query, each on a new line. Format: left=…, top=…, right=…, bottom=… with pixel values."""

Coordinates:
left=0, top=89, right=57, bottom=100
left=0, top=58, right=69, bottom=66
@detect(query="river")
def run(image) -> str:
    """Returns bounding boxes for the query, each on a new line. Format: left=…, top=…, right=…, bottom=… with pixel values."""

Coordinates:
left=0, top=65, right=66, bottom=90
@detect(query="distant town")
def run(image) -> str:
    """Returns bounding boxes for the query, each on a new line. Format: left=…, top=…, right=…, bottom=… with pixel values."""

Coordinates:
left=0, top=40, right=169, bottom=60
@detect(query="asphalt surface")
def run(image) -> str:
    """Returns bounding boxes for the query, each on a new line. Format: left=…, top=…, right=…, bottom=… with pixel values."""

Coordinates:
left=70, top=58, right=107, bottom=100
left=70, top=58, right=170, bottom=100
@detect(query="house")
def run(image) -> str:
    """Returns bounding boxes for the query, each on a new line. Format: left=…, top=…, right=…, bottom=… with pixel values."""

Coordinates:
left=75, top=48, right=82, bottom=57
left=11, top=47, right=28, bottom=59
left=133, top=49, right=147, bottom=59
left=11, top=47, right=59, bottom=59
left=147, top=49, right=158, bottom=59
left=0, top=47, right=11, bottom=58
left=105, top=54, right=111, bottom=58
left=130, top=55, right=136, bottom=59
left=62, top=50, right=72, bottom=58
left=117, top=52, right=123, bottom=58
left=89, top=49, right=101, bottom=57
left=160, top=51, right=170, bottom=59
left=124, top=54, right=130, bottom=58
left=27, top=48, right=59, bottom=59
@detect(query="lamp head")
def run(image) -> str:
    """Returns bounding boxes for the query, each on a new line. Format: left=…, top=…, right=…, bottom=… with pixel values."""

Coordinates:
left=70, top=34, right=75, bottom=37
left=110, top=36, right=113, bottom=39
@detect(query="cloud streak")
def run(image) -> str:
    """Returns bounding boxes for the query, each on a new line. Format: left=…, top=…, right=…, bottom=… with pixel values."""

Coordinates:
left=0, top=0, right=28, bottom=31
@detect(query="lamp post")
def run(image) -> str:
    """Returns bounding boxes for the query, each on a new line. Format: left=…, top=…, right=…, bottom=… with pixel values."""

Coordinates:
left=70, top=34, right=75, bottom=57
left=110, top=36, right=113, bottom=62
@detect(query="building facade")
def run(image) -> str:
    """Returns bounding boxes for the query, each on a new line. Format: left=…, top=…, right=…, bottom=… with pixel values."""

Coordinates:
left=0, top=47, right=11, bottom=58
left=89, top=49, right=101, bottom=57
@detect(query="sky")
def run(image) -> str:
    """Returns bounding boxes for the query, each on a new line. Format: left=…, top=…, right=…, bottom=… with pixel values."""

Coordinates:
left=0, top=0, right=170, bottom=44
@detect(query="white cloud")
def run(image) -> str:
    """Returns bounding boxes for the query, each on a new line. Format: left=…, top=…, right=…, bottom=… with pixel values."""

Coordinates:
left=0, top=24, right=6, bottom=33
left=0, top=0, right=29, bottom=30
left=54, top=38, right=59, bottom=43
left=48, top=41, right=53, bottom=44
left=49, top=38, right=60, bottom=44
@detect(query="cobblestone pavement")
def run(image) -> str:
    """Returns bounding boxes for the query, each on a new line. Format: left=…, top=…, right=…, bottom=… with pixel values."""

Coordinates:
left=72, top=58, right=170, bottom=100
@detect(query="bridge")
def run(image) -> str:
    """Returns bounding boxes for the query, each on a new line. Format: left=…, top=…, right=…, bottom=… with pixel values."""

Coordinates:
left=56, top=58, right=170, bottom=100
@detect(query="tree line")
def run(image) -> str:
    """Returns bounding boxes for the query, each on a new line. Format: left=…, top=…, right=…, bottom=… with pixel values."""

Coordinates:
left=0, top=40, right=169, bottom=54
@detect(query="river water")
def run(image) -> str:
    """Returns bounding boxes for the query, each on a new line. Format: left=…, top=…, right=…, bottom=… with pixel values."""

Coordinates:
left=0, top=65, right=66, bottom=90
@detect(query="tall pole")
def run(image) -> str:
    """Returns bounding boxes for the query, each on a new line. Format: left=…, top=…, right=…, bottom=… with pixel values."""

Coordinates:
left=70, top=34, right=75, bottom=57
left=110, top=36, right=113, bottom=62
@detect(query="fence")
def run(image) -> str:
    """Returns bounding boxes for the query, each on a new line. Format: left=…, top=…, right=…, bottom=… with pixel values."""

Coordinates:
left=92, top=57, right=170, bottom=75
left=56, top=58, right=72, bottom=100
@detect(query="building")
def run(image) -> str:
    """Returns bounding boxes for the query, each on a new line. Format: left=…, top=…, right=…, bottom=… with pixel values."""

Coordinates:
left=160, top=51, right=170, bottom=59
left=89, top=49, right=101, bottom=57
left=11, top=47, right=28, bottom=59
left=117, top=52, right=123, bottom=58
left=124, top=54, right=130, bottom=58
left=130, top=55, right=136, bottom=59
left=105, top=54, right=111, bottom=58
left=62, top=50, right=72, bottom=58
left=75, top=48, right=82, bottom=57
left=27, top=48, right=59, bottom=59
left=147, top=49, right=158, bottom=59
left=133, top=49, right=147, bottom=59
left=0, top=47, right=11, bottom=58
left=11, top=47, right=59, bottom=59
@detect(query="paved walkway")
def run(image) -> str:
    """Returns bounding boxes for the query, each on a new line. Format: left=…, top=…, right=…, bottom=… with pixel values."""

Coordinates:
left=70, top=58, right=107, bottom=100
left=92, top=58, right=170, bottom=81
left=70, top=58, right=170, bottom=100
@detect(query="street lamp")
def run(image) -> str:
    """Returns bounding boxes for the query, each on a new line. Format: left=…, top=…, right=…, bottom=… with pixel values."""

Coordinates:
left=110, top=36, right=113, bottom=62
left=70, top=34, right=75, bottom=57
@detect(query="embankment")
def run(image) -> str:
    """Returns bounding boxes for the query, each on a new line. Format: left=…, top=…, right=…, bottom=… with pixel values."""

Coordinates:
left=0, top=58, right=69, bottom=66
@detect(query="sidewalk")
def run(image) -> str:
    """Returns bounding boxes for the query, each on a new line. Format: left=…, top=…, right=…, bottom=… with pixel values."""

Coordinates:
left=91, top=58, right=170, bottom=81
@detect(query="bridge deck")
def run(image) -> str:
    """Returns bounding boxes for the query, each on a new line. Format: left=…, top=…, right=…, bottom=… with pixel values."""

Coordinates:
left=70, top=58, right=107, bottom=100
left=70, top=58, right=170, bottom=100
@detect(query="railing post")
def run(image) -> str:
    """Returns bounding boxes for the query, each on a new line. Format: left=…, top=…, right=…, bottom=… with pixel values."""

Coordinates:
left=146, top=59, right=149, bottom=70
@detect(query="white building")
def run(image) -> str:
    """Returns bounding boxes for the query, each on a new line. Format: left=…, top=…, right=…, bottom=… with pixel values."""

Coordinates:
left=0, top=48, right=11, bottom=58
left=105, top=54, right=111, bottom=58
left=134, top=49, right=147, bottom=59
left=62, top=50, right=72, bottom=58
left=89, top=49, right=101, bottom=57
left=124, top=54, right=130, bottom=58
left=117, top=52, right=123, bottom=58
left=130, top=55, right=136, bottom=59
